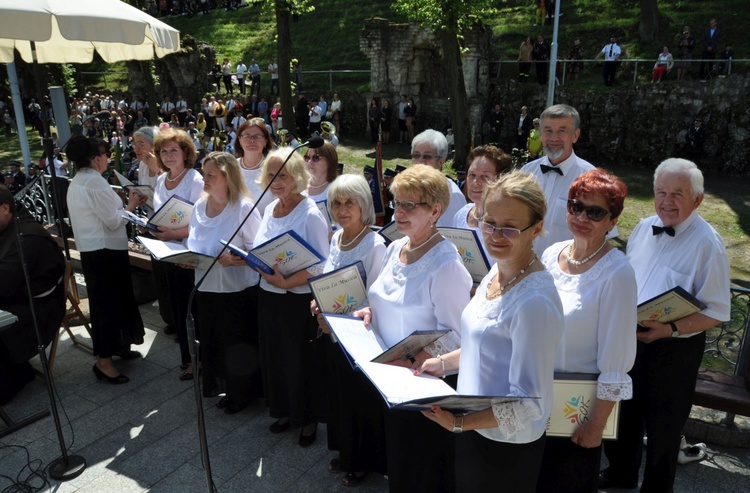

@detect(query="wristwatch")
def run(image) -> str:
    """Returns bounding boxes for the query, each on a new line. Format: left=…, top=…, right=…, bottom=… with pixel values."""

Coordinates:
left=669, top=322, right=680, bottom=338
left=452, top=414, right=465, bottom=433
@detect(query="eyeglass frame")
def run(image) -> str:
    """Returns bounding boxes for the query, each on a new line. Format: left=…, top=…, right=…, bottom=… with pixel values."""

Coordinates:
left=480, top=219, right=538, bottom=239
left=393, top=200, right=429, bottom=212
left=566, top=198, right=611, bottom=222
left=239, top=133, right=266, bottom=142
left=303, top=154, right=322, bottom=163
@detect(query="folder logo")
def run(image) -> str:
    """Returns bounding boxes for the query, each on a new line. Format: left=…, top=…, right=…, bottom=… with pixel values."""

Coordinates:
left=561, top=394, right=591, bottom=426
left=457, top=247, right=475, bottom=264
left=170, top=210, right=188, bottom=226
left=331, top=293, right=357, bottom=314
left=647, top=306, right=673, bottom=321
left=275, top=250, right=296, bottom=265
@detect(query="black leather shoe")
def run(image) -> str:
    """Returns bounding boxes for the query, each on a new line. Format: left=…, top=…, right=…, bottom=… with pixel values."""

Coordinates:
left=224, top=402, right=247, bottom=415
left=299, top=425, right=317, bottom=447
left=178, top=371, right=194, bottom=381
left=269, top=419, right=290, bottom=434
left=598, top=471, right=638, bottom=490
left=163, top=325, right=177, bottom=335
left=216, top=396, right=230, bottom=409
left=92, top=364, right=129, bottom=384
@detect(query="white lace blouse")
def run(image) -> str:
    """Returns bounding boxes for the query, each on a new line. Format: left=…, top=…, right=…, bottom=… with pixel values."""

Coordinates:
left=187, top=196, right=262, bottom=293
left=255, top=197, right=330, bottom=294
left=541, top=241, right=637, bottom=401
left=238, top=158, right=275, bottom=218
left=452, top=203, right=496, bottom=268
left=457, top=267, right=564, bottom=444
left=368, top=236, right=472, bottom=354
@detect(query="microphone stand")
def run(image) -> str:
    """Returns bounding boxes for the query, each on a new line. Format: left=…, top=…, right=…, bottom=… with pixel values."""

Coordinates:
left=186, top=137, right=324, bottom=493
left=12, top=210, right=86, bottom=480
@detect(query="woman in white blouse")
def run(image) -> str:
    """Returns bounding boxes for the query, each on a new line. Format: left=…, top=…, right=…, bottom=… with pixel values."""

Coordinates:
left=310, top=174, right=387, bottom=486
left=186, top=152, right=263, bottom=414
left=66, top=135, right=146, bottom=384
left=150, top=129, right=205, bottom=379
left=419, top=170, right=564, bottom=492
left=254, top=148, right=330, bottom=446
left=235, top=118, right=274, bottom=217
left=304, top=141, right=338, bottom=203
left=453, top=145, right=511, bottom=267
left=355, top=165, right=473, bottom=492
left=132, top=126, right=160, bottom=215
left=536, top=168, right=637, bottom=493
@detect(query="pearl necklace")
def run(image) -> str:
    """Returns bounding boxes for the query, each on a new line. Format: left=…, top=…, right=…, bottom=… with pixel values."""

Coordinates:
left=487, top=255, right=537, bottom=299
left=404, top=231, right=441, bottom=253
left=241, top=156, right=262, bottom=171
left=308, top=181, right=329, bottom=190
left=339, top=225, right=368, bottom=249
left=566, top=239, right=607, bottom=266
left=166, top=167, right=187, bottom=182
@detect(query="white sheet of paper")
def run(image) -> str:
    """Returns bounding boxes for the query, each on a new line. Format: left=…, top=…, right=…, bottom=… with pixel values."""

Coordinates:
left=324, top=314, right=387, bottom=364
left=358, top=361, right=457, bottom=405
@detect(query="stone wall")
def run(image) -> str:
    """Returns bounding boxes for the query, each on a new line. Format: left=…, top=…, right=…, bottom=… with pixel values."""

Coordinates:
left=360, top=18, right=492, bottom=139
left=487, top=76, right=750, bottom=175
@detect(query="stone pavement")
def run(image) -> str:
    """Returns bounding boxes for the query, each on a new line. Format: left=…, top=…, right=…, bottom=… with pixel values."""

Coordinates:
left=0, top=293, right=748, bottom=492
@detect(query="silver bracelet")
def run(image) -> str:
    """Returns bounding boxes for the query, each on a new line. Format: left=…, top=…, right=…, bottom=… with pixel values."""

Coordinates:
left=437, top=355, right=446, bottom=372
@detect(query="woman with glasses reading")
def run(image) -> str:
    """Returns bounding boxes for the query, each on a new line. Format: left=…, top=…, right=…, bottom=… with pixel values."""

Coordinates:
left=235, top=118, right=274, bottom=217
left=66, top=135, right=146, bottom=384
left=535, top=168, right=637, bottom=493
left=354, top=164, right=472, bottom=491
left=418, top=170, right=564, bottom=492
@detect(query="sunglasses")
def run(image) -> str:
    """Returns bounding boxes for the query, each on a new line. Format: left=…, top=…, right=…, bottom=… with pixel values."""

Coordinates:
left=566, top=199, right=611, bottom=222
left=480, top=220, right=538, bottom=239
left=304, top=155, right=321, bottom=163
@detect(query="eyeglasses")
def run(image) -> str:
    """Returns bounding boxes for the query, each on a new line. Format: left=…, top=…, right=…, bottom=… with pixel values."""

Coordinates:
left=566, top=199, right=611, bottom=222
left=411, top=153, right=436, bottom=161
left=239, top=134, right=265, bottom=142
left=480, top=220, right=538, bottom=239
left=304, top=155, right=321, bottom=163
left=393, top=200, right=428, bottom=212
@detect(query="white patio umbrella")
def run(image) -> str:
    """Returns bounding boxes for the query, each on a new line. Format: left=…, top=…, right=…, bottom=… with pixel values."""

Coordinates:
left=0, top=0, right=181, bottom=484
left=0, top=0, right=180, bottom=63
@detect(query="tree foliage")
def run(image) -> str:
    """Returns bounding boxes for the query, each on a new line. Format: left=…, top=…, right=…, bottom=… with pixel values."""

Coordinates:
left=392, top=0, right=497, bottom=168
left=639, top=0, right=659, bottom=42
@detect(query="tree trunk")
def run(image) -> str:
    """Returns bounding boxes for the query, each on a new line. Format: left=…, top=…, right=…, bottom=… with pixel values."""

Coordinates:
left=639, top=0, right=659, bottom=42
left=275, top=2, right=294, bottom=133
left=438, top=29, right=470, bottom=170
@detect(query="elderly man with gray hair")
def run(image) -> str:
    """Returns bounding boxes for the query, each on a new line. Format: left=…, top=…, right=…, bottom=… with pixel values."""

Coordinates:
left=521, top=104, right=617, bottom=254
left=410, top=129, right=466, bottom=227
left=602, top=158, right=730, bottom=492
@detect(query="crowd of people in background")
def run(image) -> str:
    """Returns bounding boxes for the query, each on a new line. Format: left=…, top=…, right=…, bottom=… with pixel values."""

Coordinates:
left=518, top=17, right=735, bottom=86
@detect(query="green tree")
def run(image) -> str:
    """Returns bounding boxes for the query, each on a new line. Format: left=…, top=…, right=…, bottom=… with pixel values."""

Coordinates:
left=393, top=0, right=496, bottom=169
left=250, top=0, right=315, bottom=135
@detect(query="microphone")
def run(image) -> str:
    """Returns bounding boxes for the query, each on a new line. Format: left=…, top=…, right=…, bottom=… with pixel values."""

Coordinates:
left=183, top=136, right=319, bottom=493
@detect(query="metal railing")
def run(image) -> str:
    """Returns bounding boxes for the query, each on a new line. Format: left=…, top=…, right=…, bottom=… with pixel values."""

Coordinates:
left=704, top=286, right=750, bottom=376
left=492, top=58, right=749, bottom=85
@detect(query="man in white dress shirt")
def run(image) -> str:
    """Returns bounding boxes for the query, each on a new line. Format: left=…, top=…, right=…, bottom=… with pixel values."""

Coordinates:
left=594, top=36, right=622, bottom=86
left=602, top=158, right=730, bottom=492
left=521, top=104, right=616, bottom=255
left=410, top=129, right=466, bottom=228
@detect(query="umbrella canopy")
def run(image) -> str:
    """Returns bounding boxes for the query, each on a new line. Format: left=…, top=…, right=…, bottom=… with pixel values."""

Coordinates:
left=0, top=0, right=180, bottom=63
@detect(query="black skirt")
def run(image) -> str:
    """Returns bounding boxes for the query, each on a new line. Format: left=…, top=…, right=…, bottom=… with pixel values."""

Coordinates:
left=196, top=285, right=262, bottom=404
left=80, top=249, right=144, bottom=357
left=456, top=430, right=546, bottom=493
left=537, top=436, right=601, bottom=493
left=257, top=289, right=327, bottom=427
left=152, top=259, right=195, bottom=365
left=329, top=337, right=388, bottom=475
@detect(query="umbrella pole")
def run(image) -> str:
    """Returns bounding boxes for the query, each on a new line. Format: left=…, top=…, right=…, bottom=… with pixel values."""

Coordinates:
left=28, top=41, right=86, bottom=481
left=30, top=42, right=70, bottom=260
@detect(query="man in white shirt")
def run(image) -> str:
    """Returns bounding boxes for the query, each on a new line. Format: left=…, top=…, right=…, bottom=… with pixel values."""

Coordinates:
left=175, top=95, right=188, bottom=127
left=268, top=59, right=279, bottom=96
left=160, top=96, right=175, bottom=123
left=602, top=158, right=730, bottom=492
left=236, top=60, right=248, bottom=95
left=594, top=36, right=622, bottom=86
left=249, top=59, right=261, bottom=97
left=410, top=129, right=466, bottom=227
left=521, top=104, right=617, bottom=254
left=308, top=101, right=322, bottom=135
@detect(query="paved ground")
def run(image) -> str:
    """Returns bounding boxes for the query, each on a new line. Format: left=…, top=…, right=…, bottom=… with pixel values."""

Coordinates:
left=1, top=288, right=748, bottom=492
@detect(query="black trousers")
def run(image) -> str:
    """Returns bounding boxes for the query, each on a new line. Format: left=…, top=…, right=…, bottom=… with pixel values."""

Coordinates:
left=603, top=61, right=618, bottom=86
left=604, top=332, right=706, bottom=492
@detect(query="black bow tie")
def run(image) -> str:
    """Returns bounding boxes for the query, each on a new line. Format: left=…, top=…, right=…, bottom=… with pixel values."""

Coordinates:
left=540, top=165, right=563, bottom=176
left=652, top=225, right=675, bottom=237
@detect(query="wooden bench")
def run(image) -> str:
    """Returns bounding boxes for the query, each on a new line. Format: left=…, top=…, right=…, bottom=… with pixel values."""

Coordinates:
left=691, top=286, right=750, bottom=422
